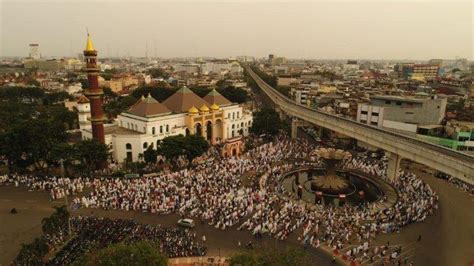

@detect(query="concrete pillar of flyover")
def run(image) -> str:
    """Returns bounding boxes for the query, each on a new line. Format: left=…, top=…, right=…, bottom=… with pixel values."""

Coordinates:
left=277, top=108, right=286, bottom=121
left=386, top=152, right=402, bottom=181
left=291, top=119, right=299, bottom=139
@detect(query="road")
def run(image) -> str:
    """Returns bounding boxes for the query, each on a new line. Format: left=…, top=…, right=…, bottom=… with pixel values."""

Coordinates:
left=372, top=162, right=474, bottom=266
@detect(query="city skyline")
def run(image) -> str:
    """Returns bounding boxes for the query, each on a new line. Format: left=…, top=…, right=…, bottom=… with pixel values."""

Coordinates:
left=1, top=1, right=472, bottom=60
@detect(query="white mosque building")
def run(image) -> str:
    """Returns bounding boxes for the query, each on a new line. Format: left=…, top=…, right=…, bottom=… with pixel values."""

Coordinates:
left=81, top=87, right=253, bottom=162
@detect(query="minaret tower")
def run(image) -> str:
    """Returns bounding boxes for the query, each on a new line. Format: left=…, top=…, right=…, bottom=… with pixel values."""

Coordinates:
left=83, top=33, right=105, bottom=143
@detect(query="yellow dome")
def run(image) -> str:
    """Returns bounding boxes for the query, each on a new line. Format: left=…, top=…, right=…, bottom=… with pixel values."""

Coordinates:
left=199, top=104, right=210, bottom=112
left=188, top=106, right=199, bottom=114
left=85, top=33, right=95, bottom=52
left=210, top=103, right=220, bottom=110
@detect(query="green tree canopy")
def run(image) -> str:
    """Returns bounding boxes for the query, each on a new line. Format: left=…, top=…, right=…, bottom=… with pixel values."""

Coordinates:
left=0, top=86, right=45, bottom=103
left=104, top=95, right=137, bottom=119
left=157, top=134, right=209, bottom=166
left=182, top=134, right=209, bottom=164
left=131, top=86, right=177, bottom=102
left=14, top=237, right=49, bottom=265
left=250, top=108, right=283, bottom=137
left=81, top=241, right=167, bottom=266
left=147, top=68, right=170, bottom=79
left=189, top=87, right=211, bottom=97
left=250, top=66, right=277, bottom=87
left=42, top=205, right=70, bottom=236
left=143, top=146, right=158, bottom=164
left=73, top=139, right=111, bottom=172
left=217, top=86, right=249, bottom=103
left=229, top=247, right=309, bottom=266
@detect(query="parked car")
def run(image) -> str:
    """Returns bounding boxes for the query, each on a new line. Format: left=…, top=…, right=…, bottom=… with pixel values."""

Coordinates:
left=177, top=218, right=195, bottom=228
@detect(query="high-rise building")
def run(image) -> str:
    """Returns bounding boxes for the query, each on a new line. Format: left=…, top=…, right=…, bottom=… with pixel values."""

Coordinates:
left=397, top=63, right=439, bottom=80
left=83, top=34, right=105, bottom=143
left=268, top=54, right=274, bottom=63
left=29, top=43, right=41, bottom=59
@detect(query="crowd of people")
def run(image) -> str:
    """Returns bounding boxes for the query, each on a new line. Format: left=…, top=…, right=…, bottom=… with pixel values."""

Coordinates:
left=1, top=134, right=441, bottom=264
left=49, top=216, right=206, bottom=264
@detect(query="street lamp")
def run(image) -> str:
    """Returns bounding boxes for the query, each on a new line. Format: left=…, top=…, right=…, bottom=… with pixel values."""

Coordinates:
left=60, top=159, right=72, bottom=236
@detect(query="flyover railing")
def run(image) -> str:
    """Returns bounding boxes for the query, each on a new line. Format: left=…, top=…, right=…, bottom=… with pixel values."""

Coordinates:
left=247, top=67, right=474, bottom=166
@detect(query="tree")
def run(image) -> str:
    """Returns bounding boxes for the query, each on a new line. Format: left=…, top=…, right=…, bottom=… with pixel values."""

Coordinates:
left=229, top=253, right=259, bottom=266
left=103, top=96, right=137, bottom=119
left=42, top=205, right=70, bottom=236
left=189, top=87, right=211, bottom=97
left=275, top=86, right=291, bottom=98
left=182, top=135, right=209, bottom=165
left=157, top=135, right=209, bottom=167
left=43, top=91, right=73, bottom=105
left=156, top=135, right=186, bottom=165
left=81, top=241, right=167, bottom=266
left=143, top=146, right=157, bottom=164
left=50, top=143, right=76, bottom=175
left=217, top=86, right=249, bottom=103
left=131, top=86, right=177, bottom=102
left=147, top=68, right=170, bottom=79
left=0, top=86, right=45, bottom=103
left=14, top=237, right=48, bottom=265
left=102, top=87, right=118, bottom=102
left=250, top=108, right=283, bottom=137
left=250, top=66, right=277, bottom=87
left=229, top=247, right=309, bottom=266
left=74, top=139, right=110, bottom=172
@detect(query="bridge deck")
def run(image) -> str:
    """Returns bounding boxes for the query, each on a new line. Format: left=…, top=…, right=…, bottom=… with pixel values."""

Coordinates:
left=247, top=67, right=474, bottom=185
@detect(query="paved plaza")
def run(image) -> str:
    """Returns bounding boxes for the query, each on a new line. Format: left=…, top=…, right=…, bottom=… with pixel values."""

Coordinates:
left=1, top=165, right=473, bottom=266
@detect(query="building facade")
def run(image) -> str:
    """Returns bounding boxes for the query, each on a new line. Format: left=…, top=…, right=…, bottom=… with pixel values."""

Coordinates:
left=82, top=87, right=252, bottom=162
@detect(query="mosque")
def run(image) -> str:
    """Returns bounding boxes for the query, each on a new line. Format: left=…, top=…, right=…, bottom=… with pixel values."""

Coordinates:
left=80, top=35, right=253, bottom=162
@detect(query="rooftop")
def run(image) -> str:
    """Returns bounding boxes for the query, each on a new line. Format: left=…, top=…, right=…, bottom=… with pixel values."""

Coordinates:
left=125, top=93, right=172, bottom=118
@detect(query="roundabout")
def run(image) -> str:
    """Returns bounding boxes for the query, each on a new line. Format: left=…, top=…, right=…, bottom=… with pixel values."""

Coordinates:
left=280, top=148, right=386, bottom=207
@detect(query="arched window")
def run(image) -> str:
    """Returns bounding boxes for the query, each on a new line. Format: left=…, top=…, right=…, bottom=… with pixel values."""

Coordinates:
left=166, top=125, right=169, bottom=132
left=237, top=112, right=240, bottom=118
left=160, top=125, right=163, bottom=133
left=232, top=124, right=235, bottom=129
left=152, top=127, right=155, bottom=135
left=232, top=112, right=235, bottom=119
left=241, top=122, right=244, bottom=128
left=126, top=143, right=132, bottom=150
left=143, top=142, right=148, bottom=149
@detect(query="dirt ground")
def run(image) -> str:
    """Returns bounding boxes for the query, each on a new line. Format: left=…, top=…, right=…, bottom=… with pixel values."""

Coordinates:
left=0, top=186, right=334, bottom=265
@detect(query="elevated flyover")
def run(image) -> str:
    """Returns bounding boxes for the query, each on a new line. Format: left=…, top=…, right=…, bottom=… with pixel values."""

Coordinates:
left=246, top=67, right=474, bottom=185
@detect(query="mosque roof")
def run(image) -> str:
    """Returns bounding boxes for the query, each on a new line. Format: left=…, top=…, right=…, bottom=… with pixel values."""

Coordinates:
left=162, top=86, right=209, bottom=113
left=203, top=89, right=232, bottom=106
left=125, top=93, right=171, bottom=118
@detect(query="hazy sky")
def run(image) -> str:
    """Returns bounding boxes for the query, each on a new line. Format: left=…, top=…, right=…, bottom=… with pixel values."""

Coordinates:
left=1, top=0, right=472, bottom=60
